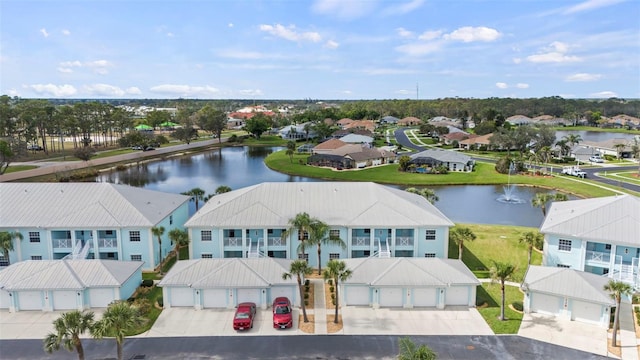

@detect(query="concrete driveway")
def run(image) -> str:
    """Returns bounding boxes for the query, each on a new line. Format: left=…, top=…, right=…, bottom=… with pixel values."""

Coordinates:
left=0, top=309, right=105, bottom=340
left=518, top=313, right=608, bottom=356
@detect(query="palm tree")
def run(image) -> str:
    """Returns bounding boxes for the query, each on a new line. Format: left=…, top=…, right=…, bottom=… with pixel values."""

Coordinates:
left=519, top=231, right=543, bottom=265
left=604, top=280, right=633, bottom=347
left=632, top=137, right=640, bottom=177
left=283, top=212, right=315, bottom=261
left=323, top=259, right=353, bottom=324
left=531, top=192, right=568, bottom=217
left=215, top=185, right=231, bottom=194
left=563, top=133, right=582, bottom=149
left=306, top=220, right=346, bottom=274
left=151, top=226, right=165, bottom=270
left=613, top=143, right=626, bottom=161
left=555, top=139, right=570, bottom=157
left=181, top=187, right=206, bottom=211
left=449, top=226, right=476, bottom=260
left=490, top=261, right=516, bottom=321
left=286, top=148, right=295, bottom=163
left=405, top=187, right=439, bottom=204
left=168, top=228, right=189, bottom=260
left=91, top=301, right=145, bottom=360
left=398, top=337, right=437, bottom=360
left=282, top=260, right=313, bottom=323
left=0, top=231, right=23, bottom=266
left=43, top=310, right=95, bottom=360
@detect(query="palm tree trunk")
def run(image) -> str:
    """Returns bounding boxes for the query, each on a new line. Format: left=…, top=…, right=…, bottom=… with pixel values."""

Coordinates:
left=500, top=282, right=506, bottom=321
left=317, top=245, right=322, bottom=275
left=527, top=248, right=532, bottom=265
left=74, top=339, right=85, bottom=360
left=117, top=340, right=123, bottom=360
left=298, top=276, right=308, bottom=322
left=334, top=279, right=339, bottom=323
left=612, top=299, right=621, bottom=346
left=458, top=242, right=463, bottom=260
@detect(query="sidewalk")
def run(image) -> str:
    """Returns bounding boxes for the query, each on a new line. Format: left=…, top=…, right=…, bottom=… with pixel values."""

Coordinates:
left=620, top=302, right=639, bottom=360
left=310, top=278, right=327, bottom=334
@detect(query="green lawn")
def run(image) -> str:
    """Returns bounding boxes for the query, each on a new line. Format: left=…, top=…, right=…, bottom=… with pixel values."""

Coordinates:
left=477, top=282, right=524, bottom=334
left=3, top=165, right=38, bottom=173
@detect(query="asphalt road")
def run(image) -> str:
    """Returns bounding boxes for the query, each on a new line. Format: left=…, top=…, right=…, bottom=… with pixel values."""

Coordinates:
left=0, top=335, right=609, bottom=360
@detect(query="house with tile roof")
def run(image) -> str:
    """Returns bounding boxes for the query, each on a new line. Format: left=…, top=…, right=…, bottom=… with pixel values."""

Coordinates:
left=0, top=183, right=190, bottom=271
left=458, top=133, right=494, bottom=150
left=409, top=149, right=475, bottom=172
left=541, top=194, right=640, bottom=292
left=185, top=182, right=455, bottom=270
left=398, top=117, right=422, bottom=126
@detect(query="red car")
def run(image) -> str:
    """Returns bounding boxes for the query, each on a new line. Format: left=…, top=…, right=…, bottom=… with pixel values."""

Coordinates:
left=272, top=297, right=293, bottom=329
left=233, top=302, right=256, bottom=331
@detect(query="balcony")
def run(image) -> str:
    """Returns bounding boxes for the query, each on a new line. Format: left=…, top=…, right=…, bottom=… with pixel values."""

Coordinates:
left=267, top=237, right=286, bottom=247
left=395, top=237, right=414, bottom=247
left=351, top=237, right=370, bottom=247
left=97, top=238, right=117, bottom=248
left=585, top=250, right=611, bottom=265
left=53, top=238, right=72, bottom=249
left=223, top=237, right=242, bottom=247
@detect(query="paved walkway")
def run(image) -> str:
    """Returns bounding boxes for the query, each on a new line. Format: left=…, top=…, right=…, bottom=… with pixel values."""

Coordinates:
left=310, top=278, right=327, bottom=334
left=620, top=302, right=639, bottom=360
left=478, top=278, right=521, bottom=287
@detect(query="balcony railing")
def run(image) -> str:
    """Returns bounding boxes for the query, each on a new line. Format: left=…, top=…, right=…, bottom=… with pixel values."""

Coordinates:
left=396, top=237, right=414, bottom=247
left=54, top=238, right=72, bottom=249
left=97, top=238, right=117, bottom=248
left=267, top=237, right=286, bottom=247
left=223, top=237, right=242, bottom=247
left=351, top=237, right=370, bottom=246
left=585, top=250, right=611, bottom=264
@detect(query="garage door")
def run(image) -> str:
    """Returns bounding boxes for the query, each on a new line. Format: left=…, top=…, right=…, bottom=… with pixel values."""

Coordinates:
left=53, top=291, right=77, bottom=310
left=270, top=287, right=295, bottom=306
left=18, top=291, right=42, bottom=310
left=203, top=289, right=227, bottom=308
left=572, top=300, right=603, bottom=325
left=413, top=288, right=437, bottom=307
left=531, top=293, right=561, bottom=315
left=379, top=288, right=403, bottom=307
left=344, top=286, right=369, bottom=306
left=89, top=288, right=114, bottom=308
left=170, top=288, right=194, bottom=307
left=445, top=287, right=469, bottom=306
left=237, top=288, right=261, bottom=305
left=0, top=290, right=11, bottom=309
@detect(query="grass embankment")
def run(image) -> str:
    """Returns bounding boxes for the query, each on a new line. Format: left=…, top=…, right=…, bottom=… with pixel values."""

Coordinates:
left=476, top=283, right=524, bottom=334
left=265, top=150, right=621, bottom=198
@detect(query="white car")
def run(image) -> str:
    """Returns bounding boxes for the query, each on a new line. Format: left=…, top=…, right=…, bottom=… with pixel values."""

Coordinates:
left=589, top=156, right=604, bottom=163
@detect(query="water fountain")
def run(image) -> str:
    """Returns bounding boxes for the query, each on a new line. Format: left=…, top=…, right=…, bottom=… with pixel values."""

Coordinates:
left=498, top=161, right=525, bottom=204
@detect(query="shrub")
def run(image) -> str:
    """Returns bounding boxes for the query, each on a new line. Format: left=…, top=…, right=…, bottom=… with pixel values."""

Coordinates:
left=331, top=293, right=335, bottom=300
left=305, top=285, right=310, bottom=293
left=157, top=297, right=163, bottom=308
left=329, top=286, right=335, bottom=293
left=141, top=279, right=154, bottom=287
left=327, top=279, right=333, bottom=286
left=305, top=279, right=310, bottom=286
left=633, top=295, right=640, bottom=304
left=512, top=301, right=523, bottom=312
left=115, top=164, right=127, bottom=171
left=304, top=293, right=309, bottom=299
left=332, top=299, right=336, bottom=306
left=304, top=300, right=308, bottom=306
left=133, top=298, right=152, bottom=315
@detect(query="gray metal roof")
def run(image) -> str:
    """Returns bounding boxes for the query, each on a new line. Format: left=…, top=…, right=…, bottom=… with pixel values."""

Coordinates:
left=342, top=258, right=479, bottom=287
left=339, top=134, right=374, bottom=143
left=158, top=258, right=296, bottom=289
left=409, top=149, right=472, bottom=164
left=522, top=265, right=614, bottom=305
left=0, top=183, right=190, bottom=228
left=540, top=195, right=640, bottom=246
left=185, top=182, right=454, bottom=228
left=0, top=259, right=143, bottom=291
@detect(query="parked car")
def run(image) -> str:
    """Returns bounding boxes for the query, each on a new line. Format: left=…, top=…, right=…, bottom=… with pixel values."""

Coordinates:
left=143, top=146, right=155, bottom=151
left=233, top=302, right=256, bottom=331
left=27, top=144, right=44, bottom=151
left=272, top=297, right=292, bottom=329
left=131, top=145, right=143, bottom=150
left=589, top=155, right=604, bottom=163
left=561, top=166, right=587, bottom=178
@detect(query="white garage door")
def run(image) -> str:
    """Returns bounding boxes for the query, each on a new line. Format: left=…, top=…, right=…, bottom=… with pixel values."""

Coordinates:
left=344, top=286, right=369, bottom=306
left=0, top=290, right=11, bottom=309
left=53, top=291, right=77, bottom=310
left=18, top=291, right=42, bottom=310
left=413, top=288, right=437, bottom=307
left=531, top=293, right=561, bottom=315
left=445, top=287, right=469, bottom=306
left=203, top=289, right=227, bottom=308
left=170, top=288, right=194, bottom=307
left=237, top=288, right=261, bottom=305
left=270, top=287, right=295, bottom=306
left=89, top=288, right=115, bottom=308
left=380, top=288, right=403, bottom=307
left=572, top=300, right=603, bottom=325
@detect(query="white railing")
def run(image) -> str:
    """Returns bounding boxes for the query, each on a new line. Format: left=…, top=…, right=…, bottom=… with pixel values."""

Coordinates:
left=352, top=237, right=370, bottom=246
left=268, top=237, right=286, bottom=246
left=585, top=250, right=610, bottom=264
left=72, top=240, right=82, bottom=256
left=378, top=242, right=391, bottom=258
left=247, top=242, right=263, bottom=258
left=98, top=238, right=117, bottom=248
left=54, top=238, right=72, bottom=249
left=396, top=237, right=414, bottom=246
left=78, top=241, right=92, bottom=259
left=224, top=237, right=242, bottom=247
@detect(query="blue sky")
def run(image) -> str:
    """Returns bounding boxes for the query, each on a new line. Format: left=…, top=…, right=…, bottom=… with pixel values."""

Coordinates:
left=1, top=0, right=638, bottom=100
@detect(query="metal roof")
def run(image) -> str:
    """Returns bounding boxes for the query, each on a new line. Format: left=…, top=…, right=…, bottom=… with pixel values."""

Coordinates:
left=184, top=182, right=454, bottom=228
left=522, top=265, right=614, bottom=305
left=540, top=195, right=640, bottom=246
left=0, top=183, right=190, bottom=228
left=409, top=149, right=472, bottom=164
left=158, top=258, right=296, bottom=289
left=0, top=259, right=143, bottom=291
left=342, top=258, right=479, bottom=287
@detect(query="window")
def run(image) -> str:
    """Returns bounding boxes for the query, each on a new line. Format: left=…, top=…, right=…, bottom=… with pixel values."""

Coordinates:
left=364, top=229, right=370, bottom=234
left=268, top=229, right=273, bottom=234
left=425, top=230, right=436, bottom=241
left=169, top=215, right=173, bottom=225
left=131, top=254, right=142, bottom=261
left=229, top=230, right=236, bottom=237
left=424, top=253, right=436, bottom=258
left=31, top=255, right=42, bottom=260
left=298, top=253, right=309, bottom=262
left=605, top=244, right=611, bottom=250
left=105, top=230, right=113, bottom=235
left=0, top=256, right=8, bottom=266
left=603, top=268, right=609, bottom=275
left=557, top=264, right=570, bottom=268
left=329, top=230, right=340, bottom=239
left=329, top=253, right=340, bottom=260
left=201, top=254, right=213, bottom=259
left=201, top=230, right=212, bottom=241
left=298, top=231, right=309, bottom=241
left=29, top=232, right=40, bottom=243
left=558, top=239, right=572, bottom=252
left=130, top=231, right=141, bottom=242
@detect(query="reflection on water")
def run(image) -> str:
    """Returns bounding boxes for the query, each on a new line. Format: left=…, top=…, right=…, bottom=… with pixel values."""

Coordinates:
left=96, top=146, right=570, bottom=227
left=555, top=130, right=637, bottom=143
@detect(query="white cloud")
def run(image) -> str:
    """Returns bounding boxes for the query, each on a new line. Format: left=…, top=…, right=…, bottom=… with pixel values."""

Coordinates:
left=58, top=60, right=112, bottom=74
left=311, top=0, right=376, bottom=20
left=228, top=23, right=234, bottom=28
left=166, top=32, right=174, bottom=38
left=395, top=42, right=442, bottom=56
left=566, top=73, right=602, bottom=81
left=363, top=68, right=417, bottom=75
left=418, top=30, right=442, bottom=41
left=85, top=84, right=126, bottom=97
left=87, top=60, right=112, bottom=67
left=149, top=84, right=221, bottom=97
left=60, top=60, right=82, bottom=67
left=217, top=49, right=273, bottom=60
left=526, top=41, right=581, bottom=63
left=564, top=0, right=625, bottom=14
left=238, top=89, right=264, bottom=96
left=516, top=83, right=529, bottom=89
left=496, top=82, right=508, bottom=89
left=62, top=29, right=71, bottom=36
left=382, top=0, right=425, bottom=15
left=57, top=67, right=73, bottom=73
left=7, top=89, right=20, bottom=97
left=444, top=26, right=501, bottom=42
left=259, top=24, right=321, bottom=43
left=395, top=89, right=412, bottom=95
left=512, top=58, right=522, bottom=64
left=341, top=90, right=352, bottom=95
left=589, top=90, right=617, bottom=98
left=30, top=83, right=77, bottom=97
left=126, top=87, right=142, bottom=95
left=396, top=27, right=414, bottom=38
left=324, top=40, right=339, bottom=49
left=40, top=28, right=49, bottom=38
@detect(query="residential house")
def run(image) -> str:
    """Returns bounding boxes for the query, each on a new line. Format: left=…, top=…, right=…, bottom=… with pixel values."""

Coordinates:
left=343, top=120, right=376, bottom=133
left=339, top=134, right=374, bottom=146
left=441, top=131, right=470, bottom=146
left=409, top=149, right=475, bottom=172
left=0, top=183, right=190, bottom=271
left=341, top=257, right=479, bottom=309
left=312, top=139, right=351, bottom=155
left=0, top=259, right=143, bottom=312
left=541, top=195, right=640, bottom=292
left=336, top=118, right=354, bottom=128
left=279, top=123, right=317, bottom=141
left=185, top=182, right=455, bottom=271
left=506, top=115, right=533, bottom=126
left=521, top=265, right=614, bottom=327
left=380, top=116, right=399, bottom=124
left=398, top=117, right=421, bottom=126
left=158, top=258, right=298, bottom=310
left=458, top=133, right=494, bottom=150
left=574, top=138, right=638, bottom=159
